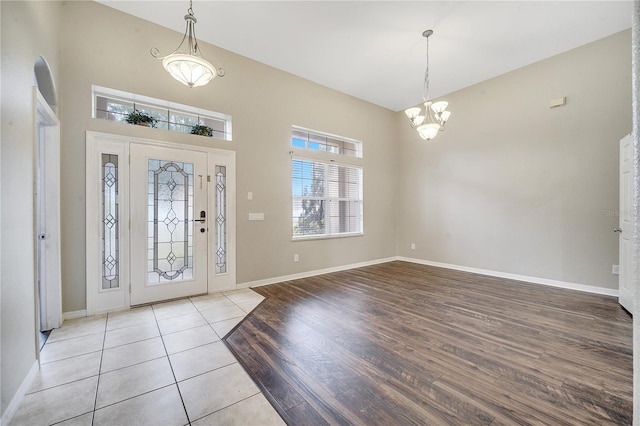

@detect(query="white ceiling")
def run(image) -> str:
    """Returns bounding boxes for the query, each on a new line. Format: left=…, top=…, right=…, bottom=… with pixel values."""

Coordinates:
left=98, top=1, right=633, bottom=112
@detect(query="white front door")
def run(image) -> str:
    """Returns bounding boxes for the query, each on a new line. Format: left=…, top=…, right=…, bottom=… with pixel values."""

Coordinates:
left=130, top=143, right=209, bottom=305
left=87, top=132, right=236, bottom=313
left=618, top=134, right=633, bottom=313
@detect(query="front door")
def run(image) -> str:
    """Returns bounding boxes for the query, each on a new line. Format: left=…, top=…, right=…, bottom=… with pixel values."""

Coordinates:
left=130, top=143, right=208, bottom=305
left=87, top=132, right=236, bottom=314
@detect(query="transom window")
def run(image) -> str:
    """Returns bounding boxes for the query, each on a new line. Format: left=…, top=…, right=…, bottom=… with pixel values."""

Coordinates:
left=292, top=126, right=362, bottom=158
left=92, top=86, right=232, bottom=140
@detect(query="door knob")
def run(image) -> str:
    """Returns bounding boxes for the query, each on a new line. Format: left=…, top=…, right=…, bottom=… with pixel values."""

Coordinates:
left=614, top=227, right=622, bottom=233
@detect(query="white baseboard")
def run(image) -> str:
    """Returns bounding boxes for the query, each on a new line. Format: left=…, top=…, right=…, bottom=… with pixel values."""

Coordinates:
left=62, top=309, right=87, bottom=320
left=237, top=257, right=398, bottom=289
left=1, top=360, right=39, bottom=425
left=238, top=256, right=617, bottom=298
left=398, top=256, right=618, bottom=297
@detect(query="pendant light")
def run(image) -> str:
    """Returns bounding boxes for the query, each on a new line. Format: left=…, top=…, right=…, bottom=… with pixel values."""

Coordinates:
left=151, top=0, right=225, bottom=88
left=404, top=30, right=451, bottom=140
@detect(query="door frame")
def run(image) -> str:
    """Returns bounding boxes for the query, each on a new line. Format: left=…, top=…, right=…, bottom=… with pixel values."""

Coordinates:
left=34, top=88, right=62, bottom=331
left=86, top=131, right=236, bottom=315
left=619, top=134, right=633, bottom=313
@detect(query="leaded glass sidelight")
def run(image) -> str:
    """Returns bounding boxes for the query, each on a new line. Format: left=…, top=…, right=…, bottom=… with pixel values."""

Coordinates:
left=147, top=159, right=194, bottom=283
left=215, top=166, right=227, bottom=274
left=102, top=154, right=119, bottom=290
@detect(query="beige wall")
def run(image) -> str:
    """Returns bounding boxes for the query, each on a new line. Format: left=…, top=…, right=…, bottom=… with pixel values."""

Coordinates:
left=397, top=29, right=632, bottom=290
left=0, top=1, right=62, bottom=416
left=60, top=1, right=397, bottom=312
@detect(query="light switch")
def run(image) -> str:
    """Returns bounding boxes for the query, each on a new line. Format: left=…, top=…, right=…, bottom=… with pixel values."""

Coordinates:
left=248, top=192, right=253, bottom=200
left=248, top=213, right=264, bottom=221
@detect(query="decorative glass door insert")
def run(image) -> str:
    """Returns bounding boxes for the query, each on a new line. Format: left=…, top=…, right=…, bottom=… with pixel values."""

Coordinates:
left=148, top=159, right=194, bottom=284
left=215, top=165, right=226, bottom=274
left=102, top=154, right=119, bottom=289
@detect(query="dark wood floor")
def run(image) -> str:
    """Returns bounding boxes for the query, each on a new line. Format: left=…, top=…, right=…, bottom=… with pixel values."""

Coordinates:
left=224, top=261, right=632, bottom=425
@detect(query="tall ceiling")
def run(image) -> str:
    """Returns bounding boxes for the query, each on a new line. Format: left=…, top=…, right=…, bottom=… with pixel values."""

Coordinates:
left=98, top=1, right=633, bottom=112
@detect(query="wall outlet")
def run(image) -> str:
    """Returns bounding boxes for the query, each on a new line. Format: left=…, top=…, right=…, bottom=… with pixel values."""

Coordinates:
left=612, top=264, right=620, bottom=275
left=294, top=254, right=299, bottom=263
left=411, top=243, right=416, bottom=250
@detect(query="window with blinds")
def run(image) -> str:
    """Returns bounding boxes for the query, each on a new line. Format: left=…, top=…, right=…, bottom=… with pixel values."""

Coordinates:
left=292, top=158, right=363, bottom=238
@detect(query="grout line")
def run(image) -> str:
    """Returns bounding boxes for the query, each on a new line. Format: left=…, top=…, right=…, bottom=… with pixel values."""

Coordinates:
left=39, top=348, right=103, bottom=366
left=174, top=360, right=239, bottom=385
left=25, top=369, right=102, bottom=396
left=164, top=331, right=222, bottom=357
left=98, top=353, right=167, bottom=375
left=103, top=334, right=160, bottom=350
left=49, top=411, right=93, bottom=425
left=89, top=383, right=176, bottom=413
left=90, top=315, right=108, bottom=425
left=152, top=301, right=193, bottom=425
left=188, top=391, right=262, bottom=424
left=42, top=329, right=107, bottom=346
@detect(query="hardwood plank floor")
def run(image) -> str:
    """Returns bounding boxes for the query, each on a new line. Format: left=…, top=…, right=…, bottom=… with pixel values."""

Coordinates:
left=224, top=261, right=632, bottom=425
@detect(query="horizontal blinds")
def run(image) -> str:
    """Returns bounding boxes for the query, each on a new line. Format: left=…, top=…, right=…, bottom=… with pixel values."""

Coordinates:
left=292, top=158, right=362, bottom=237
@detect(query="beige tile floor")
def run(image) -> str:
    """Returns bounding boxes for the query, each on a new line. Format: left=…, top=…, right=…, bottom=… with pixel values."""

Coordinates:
left=10, top=289, right=286, bottom=426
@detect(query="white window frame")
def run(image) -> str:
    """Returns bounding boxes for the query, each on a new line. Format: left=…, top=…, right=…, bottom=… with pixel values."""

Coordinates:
left=291, top=125, right=363, bottom=158
left=92, top=85, right=232, bottom=141
left=292, top=158, right=363, bottom=240
left=291, top=126, right=364, bottom=240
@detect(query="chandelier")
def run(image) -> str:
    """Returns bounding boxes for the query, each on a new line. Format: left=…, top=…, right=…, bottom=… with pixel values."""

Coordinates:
left=151, top=0, right=225, bottom=88
left=404, top=30, right=451, bottom=141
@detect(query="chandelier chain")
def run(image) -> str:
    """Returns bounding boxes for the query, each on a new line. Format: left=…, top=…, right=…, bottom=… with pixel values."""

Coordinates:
left=423, top=34, right=430, bottom=102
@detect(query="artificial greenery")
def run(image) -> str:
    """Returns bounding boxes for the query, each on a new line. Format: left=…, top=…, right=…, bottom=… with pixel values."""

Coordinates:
left=190, top=124, right=213, bottom=137
left=125, top=110, right=157, bottom=127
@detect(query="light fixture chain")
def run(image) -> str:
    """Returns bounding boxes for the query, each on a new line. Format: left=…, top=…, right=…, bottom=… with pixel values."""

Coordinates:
left=423, top=34, right=430, bottom=102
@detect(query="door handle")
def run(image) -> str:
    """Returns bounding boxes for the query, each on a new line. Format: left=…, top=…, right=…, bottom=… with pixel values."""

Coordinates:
left=193, top=210, right=206, bottom=223
left=614, top=227, right=622, bottom=233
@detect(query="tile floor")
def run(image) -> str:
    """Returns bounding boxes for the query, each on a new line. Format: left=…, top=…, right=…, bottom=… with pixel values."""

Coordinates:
left=10, top=289, right=286, bottom=426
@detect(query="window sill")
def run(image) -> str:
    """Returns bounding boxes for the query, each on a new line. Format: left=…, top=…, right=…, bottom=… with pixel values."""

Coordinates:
left=292, top=232, right=364, bottom=242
